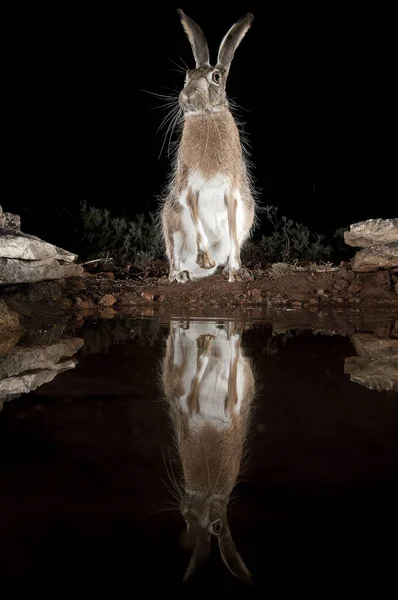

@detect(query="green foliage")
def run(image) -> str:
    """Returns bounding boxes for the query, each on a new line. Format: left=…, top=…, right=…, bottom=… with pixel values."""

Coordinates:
left=77, top=202, right=349, bottom=269
left=79, top=201, right=164, bottom=266
left=242, top=206, right=339, bottom=266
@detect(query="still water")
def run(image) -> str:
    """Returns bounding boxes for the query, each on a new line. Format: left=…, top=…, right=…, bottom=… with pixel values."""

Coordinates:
left=0, top=313, right=397, bottom=595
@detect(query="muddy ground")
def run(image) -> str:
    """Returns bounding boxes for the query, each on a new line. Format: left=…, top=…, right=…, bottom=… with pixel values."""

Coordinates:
left=0, top=261, right=397, bottom=333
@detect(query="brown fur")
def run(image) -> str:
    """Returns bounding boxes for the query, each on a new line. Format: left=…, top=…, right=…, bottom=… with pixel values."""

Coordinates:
left=160, top=11, right=256, bottom=284
left=162, top=323, right=255, bottom=497
left=161, top=320, right=256, bottom=583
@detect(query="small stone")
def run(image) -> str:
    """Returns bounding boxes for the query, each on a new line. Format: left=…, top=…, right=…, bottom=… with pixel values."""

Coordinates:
left=374, top=271, right=392, bottom=288
left=348, top=282, right=363, bottom=293
left=292, top=301, right=302, bottom=308
left=158, top=277, right=169, bottom=285
left=316, top=289, right=326, bottom=296
left=248, top=288, right=262, bottom=302
left=98, top=308, right=116, bottom=319
left=98, top=294, right=116, bottom=307
left=141, top=291, right=159, bottom=302
left=81, top=301, right=94, bottom=310
left=333, top=280, right=349, bottom=290
left=338, top=268, right=355, bottom=282
left=359, top=283, right=398, bottom=302
left=61, top=298, right=73, bottom=310
left=75, top=296, right=95, bottom=309
left=98, top=271, right=115, bottom=280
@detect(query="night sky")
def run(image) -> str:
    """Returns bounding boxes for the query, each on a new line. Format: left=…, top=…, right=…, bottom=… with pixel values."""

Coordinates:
left=4, top=4, right=396, bottom=248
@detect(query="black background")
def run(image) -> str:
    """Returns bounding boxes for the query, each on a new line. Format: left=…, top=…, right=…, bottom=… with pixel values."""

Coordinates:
left=3, top=3, right=396, bottom=247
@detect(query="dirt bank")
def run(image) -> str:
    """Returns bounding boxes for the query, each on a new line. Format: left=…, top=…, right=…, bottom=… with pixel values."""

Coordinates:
left=0, top=261, right=397, bottom=332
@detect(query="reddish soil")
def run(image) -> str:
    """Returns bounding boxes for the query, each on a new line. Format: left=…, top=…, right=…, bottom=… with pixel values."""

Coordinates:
left=1, top=261, right=397, bottom=329
left=79, top=262, right=398, bottom=316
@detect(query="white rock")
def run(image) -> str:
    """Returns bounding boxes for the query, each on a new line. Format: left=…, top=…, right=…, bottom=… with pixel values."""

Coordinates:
left=344, top=218, right=398, bottom=248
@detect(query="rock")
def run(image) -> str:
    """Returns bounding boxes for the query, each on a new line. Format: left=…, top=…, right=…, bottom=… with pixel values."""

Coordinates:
left=98, top=294, right=116, bottom=307
left=348, top=282, right=363, bottom=293
left=0, top=299, right=20, bottom=337
left=26, top=280, right=64, bottom=302
left=0, top=330, right=20, bottom=358
left=0, top=206, right=21, bottom=231
left=359, top=282, right=398, bottom=302
left=248, top=288, right=262, bottom=302
left=352, top=242, right=398, bottom=272
left=337, top=268, right=355, bottom=282
left=0, top=338, right=84, bottom=380
left=98, top=308, right=116, bottom=319
left=75, top=296, right=95, bottom=309
left=350, top=333, right=398, bottom=358
left=344, top=218, right=398, bottom=247
left=0, top=337, right=83, bottom=403
left=0, top=359, right=78, bottom=398
left=344, top=356, right=398, bottom=392
left=141, top=291, right=159, bottom=302
left=0, top=230, right=78, bottom=262
left=0, top=257, right=83, bottom=284
left=333, top=279, right=349, bottom=291
left=0, top=207, right=83, bottom=284
left=395, top=282, right=398, bottom=295
left=374, top=271, right=392, bottom=288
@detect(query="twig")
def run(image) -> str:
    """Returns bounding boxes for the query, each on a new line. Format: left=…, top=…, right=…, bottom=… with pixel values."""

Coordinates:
left=80, top=257, right=113, bottom=266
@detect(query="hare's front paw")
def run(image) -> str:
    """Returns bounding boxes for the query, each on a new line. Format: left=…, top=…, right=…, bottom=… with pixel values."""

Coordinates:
left=170, top=270, right=193, bottom=284
left=196, top=249, right=216, bottom=269
left=196, top=334, right=215, bottom=354
left=226, top=266, right=253, bottom=283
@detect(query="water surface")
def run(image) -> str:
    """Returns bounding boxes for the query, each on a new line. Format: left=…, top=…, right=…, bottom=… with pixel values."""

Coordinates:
left=0, top=312, right=397, bottom=595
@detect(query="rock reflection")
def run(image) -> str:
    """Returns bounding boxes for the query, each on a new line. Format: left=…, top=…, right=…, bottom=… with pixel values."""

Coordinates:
left=161, top=319, right=256, bottom=585
left=345, top=332, right=398, bottom=391
left=0, top=336, right=83, bottom=412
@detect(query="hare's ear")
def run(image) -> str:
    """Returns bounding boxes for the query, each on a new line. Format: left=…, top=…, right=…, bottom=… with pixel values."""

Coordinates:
left=183, top=529, right=211, bottom=583
left=177, top=9, right=210, bottom=68
left=218, top=526, right=253, bottom=585
left=216, top=13, right=253, bottom=77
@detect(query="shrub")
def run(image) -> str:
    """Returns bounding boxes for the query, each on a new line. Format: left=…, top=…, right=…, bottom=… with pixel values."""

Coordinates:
left=242, top=205, right=337, bottom=266
left=79, top=201, right=164, bottom=267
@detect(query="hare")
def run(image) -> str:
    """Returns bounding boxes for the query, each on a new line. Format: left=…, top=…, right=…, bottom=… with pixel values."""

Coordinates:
left=160, top=10, right=257, bottom=283
left=161, top=319, right=256, bottom=584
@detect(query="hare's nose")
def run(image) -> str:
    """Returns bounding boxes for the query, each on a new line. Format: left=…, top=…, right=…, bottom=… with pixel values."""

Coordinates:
left=182, top=89, right=196, bottom=101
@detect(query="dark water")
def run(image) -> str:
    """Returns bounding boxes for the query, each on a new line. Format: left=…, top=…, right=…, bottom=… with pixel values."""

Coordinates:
left=0, top=313, right=397, bottom=595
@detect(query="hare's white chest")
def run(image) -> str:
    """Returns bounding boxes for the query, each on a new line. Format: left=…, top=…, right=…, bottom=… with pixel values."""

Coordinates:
left=173, top=324, right=244, bottom=431
left=179, top=171, right=231, bottom=251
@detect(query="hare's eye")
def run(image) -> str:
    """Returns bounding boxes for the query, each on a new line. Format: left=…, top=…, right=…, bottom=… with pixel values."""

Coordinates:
left=212, top=71, right=221, bottom=85
left=212, top=519, right=222, bottom=534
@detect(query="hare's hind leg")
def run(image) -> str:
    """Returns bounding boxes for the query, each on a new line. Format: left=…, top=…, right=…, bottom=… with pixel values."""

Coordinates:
left=224, top=192, right=253, bottom=283
left=186, top=188, right=216, bottom=270
left=161, top=201, right=193, bottom=283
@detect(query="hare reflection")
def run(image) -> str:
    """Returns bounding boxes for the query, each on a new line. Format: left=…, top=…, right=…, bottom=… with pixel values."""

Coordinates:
left=161, top=320, right=256, bottom=584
